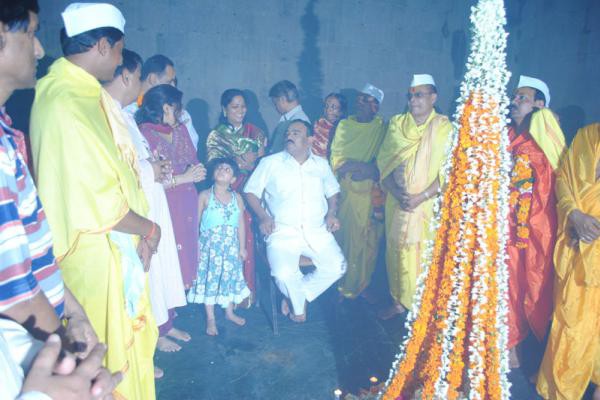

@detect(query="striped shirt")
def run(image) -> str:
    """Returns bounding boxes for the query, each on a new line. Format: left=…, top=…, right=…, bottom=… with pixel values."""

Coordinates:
left=0, top=110, right=64, bottom=317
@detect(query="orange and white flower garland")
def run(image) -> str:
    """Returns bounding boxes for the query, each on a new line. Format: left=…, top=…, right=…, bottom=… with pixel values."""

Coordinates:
left=380, top=0, right=511, bottom=398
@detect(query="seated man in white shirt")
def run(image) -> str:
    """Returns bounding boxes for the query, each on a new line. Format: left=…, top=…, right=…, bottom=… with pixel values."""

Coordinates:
left=245, top=120, right=347, bottom=322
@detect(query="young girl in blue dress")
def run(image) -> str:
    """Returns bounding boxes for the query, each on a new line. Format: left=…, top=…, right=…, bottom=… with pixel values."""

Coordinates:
left=187, top=157, right=250, bottom=335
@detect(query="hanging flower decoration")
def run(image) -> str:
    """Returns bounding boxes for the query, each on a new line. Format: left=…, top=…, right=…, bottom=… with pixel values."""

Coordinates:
left=509, top=154, right=534, bottom=248
left=380, top=0, right=512, bottom=398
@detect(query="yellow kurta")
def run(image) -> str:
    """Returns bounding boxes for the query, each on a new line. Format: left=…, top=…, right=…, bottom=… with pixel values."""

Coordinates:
left=30, top=58, right=157, bottom=400
left=537, top=123, right=600, bottom=400
left=377, top=111, right=452, bottom=308
left=330, top=115, right=386, bottom=298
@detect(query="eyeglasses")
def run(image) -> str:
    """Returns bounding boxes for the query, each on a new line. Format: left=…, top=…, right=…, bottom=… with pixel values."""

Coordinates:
left=512, top=94, right=531, bottom=103
left=407, top=91, right=433, bottom=100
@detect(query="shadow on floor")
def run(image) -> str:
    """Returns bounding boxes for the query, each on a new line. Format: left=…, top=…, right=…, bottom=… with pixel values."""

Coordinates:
left=155, top=264, right=596, bottom=399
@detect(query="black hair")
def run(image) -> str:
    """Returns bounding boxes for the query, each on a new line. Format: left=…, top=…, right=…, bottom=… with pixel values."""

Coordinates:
left=60, top=26, right=123, bottom=56
left=0, top=0, right=38, bottom=32
left=268, top=80, right=299, bottom=102
left=209, top=157, right=240, bottom=179
left=533, top=88, right=546, bottom=106
left=141, top=54, right=174, bottom=81
left=114, top=48, right=142, bottom=78
left=324, top=92, right=348, bottom=116
left=288, top=119, right=313, bottom=136
left=219, top=88, right=246, bottom=124
left=135, top=84, right=183, bottom=125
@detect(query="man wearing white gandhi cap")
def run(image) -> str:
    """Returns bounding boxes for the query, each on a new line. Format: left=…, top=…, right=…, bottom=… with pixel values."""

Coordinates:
left=376, top=73, right=452, bottom=319
left=329, top=82, right=386, bottom=301
left=504, top=74, right=566, bottom=369
left=30, top=3, right=159, bottom=399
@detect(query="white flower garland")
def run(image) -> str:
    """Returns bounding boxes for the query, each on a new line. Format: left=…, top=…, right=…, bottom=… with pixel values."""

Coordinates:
left=380, top=0, right=512, bottom=398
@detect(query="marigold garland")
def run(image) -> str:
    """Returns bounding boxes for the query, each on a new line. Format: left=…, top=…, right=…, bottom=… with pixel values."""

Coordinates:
left=380, top=0, right=511, bottom=398
left=509, top=154, right=534, bottom=248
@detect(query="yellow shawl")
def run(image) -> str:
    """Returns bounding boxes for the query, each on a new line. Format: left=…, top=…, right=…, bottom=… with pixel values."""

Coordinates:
left=330, top=115, right=386, bottom=171
left=554, top=123, right=600, bottom=286
left=377, top=111, right=452, bottom=244
left=30, top=58, right=147, bottom=260
left=529, top=108, right=566, bottom=170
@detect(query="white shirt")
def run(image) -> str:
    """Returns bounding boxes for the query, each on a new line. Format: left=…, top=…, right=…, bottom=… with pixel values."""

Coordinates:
left=123, top=102, right=199, bottom=151
left=244, top=151, right=340, bottom=229
left=279, top=104, right=310, bottom=124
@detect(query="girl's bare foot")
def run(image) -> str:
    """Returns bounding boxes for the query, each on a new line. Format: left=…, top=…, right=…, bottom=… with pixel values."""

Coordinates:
left=166, top=327, right=191, bottom=342
left=225, top=311, right=246, bottom=326
left=157, top=336, right=181, bottom=352
left=206, top=318, right=218, bottom=336
left=154, top=366, right=164, bottom=379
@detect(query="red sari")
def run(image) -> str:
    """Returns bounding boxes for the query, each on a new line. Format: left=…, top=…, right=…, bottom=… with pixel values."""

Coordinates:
left=506, top=124, right=556, bottom=348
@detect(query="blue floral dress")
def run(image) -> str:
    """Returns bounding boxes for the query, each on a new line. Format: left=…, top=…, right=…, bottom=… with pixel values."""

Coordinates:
left=187, top=188, right=250, bottom=307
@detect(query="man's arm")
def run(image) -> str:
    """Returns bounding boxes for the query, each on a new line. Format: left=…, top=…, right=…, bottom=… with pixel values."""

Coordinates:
left=112, top=210, right=161, bottom=253
left=0, top=291, right=61, bottom=341
left=325, top=193, right=340, bottom=232
left=63, top=287, right=97, bottom=358
left=245, top=193, right=275, bottom=236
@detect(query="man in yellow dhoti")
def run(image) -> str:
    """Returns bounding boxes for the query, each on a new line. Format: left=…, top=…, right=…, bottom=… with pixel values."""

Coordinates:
left=30, top=4, right=159, bottom=399
left=377, top=74, right=452, bottom=319
left=330, top=84, right=386, bottom=299
left=536, top=123, right=600, bottom=400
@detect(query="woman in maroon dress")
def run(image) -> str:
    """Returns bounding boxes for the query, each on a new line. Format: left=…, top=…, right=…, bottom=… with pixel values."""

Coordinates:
left=136, top=84, right=206, bottom=289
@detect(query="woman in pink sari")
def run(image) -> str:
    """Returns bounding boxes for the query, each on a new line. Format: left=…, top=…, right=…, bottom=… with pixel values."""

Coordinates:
left=205, top=89, right=267, bottom=303
left=136, top=84, right=206, bottom=293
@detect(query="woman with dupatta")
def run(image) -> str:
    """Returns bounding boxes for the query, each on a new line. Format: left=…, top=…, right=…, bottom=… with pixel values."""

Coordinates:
left=206, top=89, right=267, bottom=302
left=136, top=85, right=206, bottom=292
left=311, top=93, right=346, bottom=158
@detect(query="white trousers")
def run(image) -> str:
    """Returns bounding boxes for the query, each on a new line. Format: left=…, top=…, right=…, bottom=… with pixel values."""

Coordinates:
left=267, top=225, right=347, bottom=314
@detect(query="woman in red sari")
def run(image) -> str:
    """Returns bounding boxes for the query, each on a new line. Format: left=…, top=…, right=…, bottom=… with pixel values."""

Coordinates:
left=205, top=89, right=266, bottom=303
left=311, top=93, right=346, bottom=158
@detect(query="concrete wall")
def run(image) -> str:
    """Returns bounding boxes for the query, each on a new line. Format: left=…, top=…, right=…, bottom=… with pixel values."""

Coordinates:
left=8, top=0, right=600, bottom=152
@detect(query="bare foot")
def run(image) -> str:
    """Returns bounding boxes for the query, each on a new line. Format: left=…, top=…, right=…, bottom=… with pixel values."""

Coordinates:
left=206, top=318, right=218, bottom=336
left=508, top=347, right=521, bottom=369
left=166, top=327, right=191, bottom=342
left=289, top=313, right=306, bottom=323
left=225, top=311, right=246, bottom=326
left=157, top=336, right=181, bottom=352
left=154, top=366, right=164, bottom=379
left=281, top=299, right=290, bottom=316
left=377, top=304, right=407, bottom=320
left=593, top=385, right=600, bottom=400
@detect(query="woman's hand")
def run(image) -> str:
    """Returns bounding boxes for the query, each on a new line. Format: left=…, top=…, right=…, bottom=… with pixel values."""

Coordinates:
left=150, top=158, right=172, bottom=183
left=180, top=164, right=207, bottom=184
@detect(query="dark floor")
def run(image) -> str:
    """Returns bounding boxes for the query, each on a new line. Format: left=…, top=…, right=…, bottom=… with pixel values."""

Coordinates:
left=155, top=264, right=595, bottom=400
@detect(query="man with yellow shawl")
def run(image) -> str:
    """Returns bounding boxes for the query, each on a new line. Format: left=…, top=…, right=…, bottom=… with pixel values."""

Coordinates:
left=377, top=74, right=452, bottom=319
left=536, top=122, right=600, bottom=400
left=29, top=3, right=158, bottom=399
left=330, top=84, right=386, bottom=300
left=505, top=76, right=565, bottom=369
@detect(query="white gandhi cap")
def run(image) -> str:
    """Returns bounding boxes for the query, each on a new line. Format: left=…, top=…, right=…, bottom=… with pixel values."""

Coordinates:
left=62, top=3, right=125, bottom=38
left=517, top=75, right=550, bottom=106
left=411, top=74, right=436, bottom=88
left=361, top=83, right=384, bottom=104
